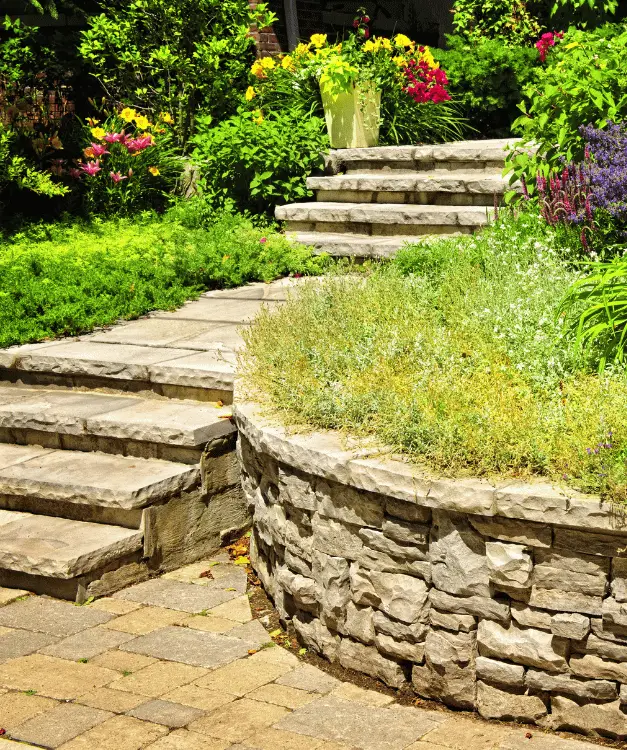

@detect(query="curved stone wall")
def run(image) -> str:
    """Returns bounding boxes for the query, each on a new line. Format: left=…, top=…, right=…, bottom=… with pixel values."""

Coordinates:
left=235, top=400, right=627, bottom=741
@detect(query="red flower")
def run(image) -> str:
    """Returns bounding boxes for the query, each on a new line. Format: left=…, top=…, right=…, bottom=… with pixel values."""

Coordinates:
left=80, top=160, right=101, bottom=176
left=90, top=143, right=110, bottom=157
left=104, top=132, right=126, bottom=144
left=110, top=171, right=127, bottom=183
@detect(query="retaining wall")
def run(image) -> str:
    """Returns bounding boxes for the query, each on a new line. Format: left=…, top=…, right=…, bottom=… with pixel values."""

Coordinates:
left=235, top=401, right=627, bottom=741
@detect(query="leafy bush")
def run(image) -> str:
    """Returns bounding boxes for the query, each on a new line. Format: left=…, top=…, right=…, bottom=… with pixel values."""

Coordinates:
left=79, top=0, right=275, bottom=147
left=191, top=111, right=329, bottom=216
left=451, top=0, right=543, bottom=45
left=241, top=211, right=627, bottom=502
left=510, top=23, right=627, bottom=183
left=0, top=210, right=326, bottom=348
left=434, top=36, right=538, bottom=138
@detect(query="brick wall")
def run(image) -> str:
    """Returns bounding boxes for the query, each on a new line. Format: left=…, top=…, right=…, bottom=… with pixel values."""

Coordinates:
left=248, top=0, right=283, bottom=56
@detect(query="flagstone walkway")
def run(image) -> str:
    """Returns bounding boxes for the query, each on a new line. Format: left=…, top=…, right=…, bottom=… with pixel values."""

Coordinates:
left=0, top=553, right=607, bottom=750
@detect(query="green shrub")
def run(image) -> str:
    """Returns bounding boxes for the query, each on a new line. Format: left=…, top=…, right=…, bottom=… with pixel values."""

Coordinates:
left=240, top=211, right=627, bottom=502
left=79, top=0, right=275, bottom=147
left=191, top=111, right=329, bottom=216
left=0, top=210, right=326, bottom=348
left=434, top=36, right=538, bottom=138
left=451, top=0, right=543, bottom=45
left=510, top=23, right=627, bottom=184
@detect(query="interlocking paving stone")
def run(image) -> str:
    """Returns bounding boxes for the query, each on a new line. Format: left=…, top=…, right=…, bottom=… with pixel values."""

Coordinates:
left=275, top=665, right=340, bottom=695
left=76, top=686, right=149, bottom=713
left=0, top=654, right=119, bottom=699
left=56, top=714, right=168, bottom=750
left=246, top=683, right=318, bottom=709
left=0, top=691, right=58, bottom=729
left=228, top=619, right=272, bottom=648
left=195, top=655, right=294, bottom=696
left=226, top=728, right=325, bottom=749
left=183, top=614, right=240, bottom=634
left=331, top=683, right=395, bottom=708
left=10, top=702, right=113, bottom=748
left=146, top=729, right=230, bottom=749
left=419, top=717, right=515, bottom=749
left=0, top=587, right=31, bottom=606
left=113, top=661, right=207, bottom=698
left=207, top=594, right=253, bottom=623
left=120, top=626, right=255, bottom=668
left=0, top=596, right=114, bottom=636
left=39, top=626, right=136, bottom=660
left=275, top=696, right=446, bottom=750
left=103, top=605, right=189, bottom=635
left=89, top=649, right=157, bottom=673
left=127, top=698, right=205, bottom=727
left=162, top=561, right=221, bottom=584
left=114, top=576, right=244, bottom=612
left=187, top=698, right=289, bottom=743
left=162, top=684, right=236, bottom=712
left=88, top=598, right=143, bottom=615
left=498, top=735, right=602, bottom=750
left=0, top=739, right=41, bottom=749
left=0, top=628, right=58, bottom=661
left=246, top=646, right=300, bottom=669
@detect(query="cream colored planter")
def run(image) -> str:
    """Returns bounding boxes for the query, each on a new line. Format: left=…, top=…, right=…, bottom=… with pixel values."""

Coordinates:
left=321, top=83, right=381, bottom=149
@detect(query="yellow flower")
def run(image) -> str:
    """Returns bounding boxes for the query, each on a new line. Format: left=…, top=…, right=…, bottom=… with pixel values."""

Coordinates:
left=565, top=41, right=580, bottom=49
left=140, top=132, right=155, bottom=143
left=160, top=112, right=174, bottom=124
left=393, top=55, right=406, bottom=67
left=252, top=109, right=264, bottom=125
left=310, top=33, right=327, bottom=48
left=251, top=60, right=264, bottom=78
left=245, top=86, right=256, bottom=101
left=134, top=114, right=151, bottom=129
left=419, top=46, right=437, bottom=68
left=260, top=56, right=276, bottom=70
left=90, top=126, right=106, bottom=140
left=120, top=107, right=137, bottom=122
left=364, top=39, right=375, bottom=52
left=294, top=42, right=311, bottom=56
left=394, top=34, right=412, bottom=48
left=281, top=55, right=294, bottom=70
left=86, top=117, right=100, bottom=126
left=148, top=166, right=160, bottom=176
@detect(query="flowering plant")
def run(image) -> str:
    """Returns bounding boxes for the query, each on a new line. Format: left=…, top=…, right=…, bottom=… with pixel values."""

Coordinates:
left=66, top=107, right=180, bottom=215
left=535, top=31, right=564, bottom=62
left=245, top=11, right=461, bottom=146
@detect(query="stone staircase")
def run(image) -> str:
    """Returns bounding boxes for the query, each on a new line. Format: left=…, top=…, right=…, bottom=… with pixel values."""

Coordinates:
left=0, top=281, right=292, bottom=602
left=277, top=138, right=518, bottom=259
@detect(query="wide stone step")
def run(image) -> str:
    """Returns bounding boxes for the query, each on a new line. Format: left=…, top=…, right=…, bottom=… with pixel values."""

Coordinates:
left=0, top=385, right=234, bottom=464
left=0, top=443, right=200, bottom=527
left=293, top=232, right=460, bottom=259
left=326, top=138, right=519, bottom=173
left=308, top=171, right=509, bottom=206
left=277, top=202, right=493, bottom=236
left=0, top=508, right=143, bottom=598
left=0, top=340, right=237, bottom=404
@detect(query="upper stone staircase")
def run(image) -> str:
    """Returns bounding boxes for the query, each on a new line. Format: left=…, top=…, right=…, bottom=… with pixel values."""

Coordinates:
left=277, top=138, right=519, bottom=258
left=0, top=281, right=292, bottom=601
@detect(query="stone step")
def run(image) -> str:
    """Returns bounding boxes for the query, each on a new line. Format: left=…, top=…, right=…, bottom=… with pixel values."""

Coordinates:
left=0, top=508, right=143, bottom=600
left=0, top=443, right=200, bottom=528
left=293, top=232, right=460, bottom=259
left=0, top=385, right=234, bottom=464
left=307, top=171, right=509, bottom=206
left=0, top=340, right=237, bottom=404
left=325, top=138, right=519, bottom=174
left=277, top=202, right=493, bottom=236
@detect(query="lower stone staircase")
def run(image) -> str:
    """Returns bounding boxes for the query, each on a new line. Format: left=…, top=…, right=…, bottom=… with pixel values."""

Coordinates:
left=277, top=138, right=519, bottom=258
left=0, top=281, right=291, bottom=601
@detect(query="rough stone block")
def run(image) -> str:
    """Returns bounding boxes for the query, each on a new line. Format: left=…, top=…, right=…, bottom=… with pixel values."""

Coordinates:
left=429, top=609, right=476, bottom=633
left=369, top=570, right=429, bottom=624
left=284, top=548, right=312, bottom=578
left=413, top=631, right=476, bottom=710
left=279, top=467, right=317, bottom=511
left=429, top=589, right=510, bottom=623
left=469, top=516, right=552, bottom=548
left=277, top=568, right=317, bottom=613
left=293, top=611, right=340, bottom=661
left=339, top=638, right=407, bottom=688
left=582, top=633, right=627, bottom=662
left=359, top=528, right=427, bottom=562
left=511, top=602, right=552, bottom=631
left=475, top=656, right=524, bottom=688
left=533, top=565, right=607, bottom=597
left=375, top=632, right=425, bottom=663
left=345, top=601, right=375, bottom=645
left=525, top=668, right=617, bottom=700
left=554, top=528, right=627, bottom=559
left=486, top=542, right=532, bottom=589
left=477, top=620, right=568, bottom=673
left=529, top=587, right=603, bottom=616
left=316, top=479, right=384, bottom=528
left=570, top=653, right=627, bottom=682
left=602, top=597, right=627, bottom=636
left=312, top=551, right=350, bottom=628
left=425, top=628, right=475, bottom=668
left=385, top=498, right=431, bottom=524
left=381, top=518, right=429, bottom=546
left=549, top=695, right=627, bottom=739
left=373, top=610, right=428, bottom=643
left=430, top=512, right=490, bottom=597
left=550, top=613, right=590, bottom=641
left=312, top=514, right=363, bottom=560
left=350, top=564, right=380, bottom=608
left=476, top=681, right=547, bottom=723
left=357, top=547, right=432, bottom=581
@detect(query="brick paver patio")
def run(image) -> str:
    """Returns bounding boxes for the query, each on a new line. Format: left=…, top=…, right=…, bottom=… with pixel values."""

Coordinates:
left=0, top=552, right=606, bottom=750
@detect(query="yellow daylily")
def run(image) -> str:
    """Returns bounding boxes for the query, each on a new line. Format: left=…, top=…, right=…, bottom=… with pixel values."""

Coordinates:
left=364, top=39, right=376, bottom=52
left=281, top=54, right=295, bottom=70
left=394, top=34, right=412, bottom=47
left=160, top=112, right=174, bottom=124
left=245, top=86, right=256, bottom=101
left=310, top=33, right=327, bottom=48
left=294, top=42, right=311, bottom=56
left=86, top=117, right=100, bottom=126
left=148, top=166, right=160, bottom=176
left=120, top=107, right=137, bottom=122
left=134, top=114, right=151, bottom=129
left=90, top=126, right=106, bottom=140
left=252, top=109, right=264, bottom=125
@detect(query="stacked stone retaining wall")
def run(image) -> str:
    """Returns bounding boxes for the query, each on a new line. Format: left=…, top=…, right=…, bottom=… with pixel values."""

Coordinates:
left=235, top=401, right=627, bottom=741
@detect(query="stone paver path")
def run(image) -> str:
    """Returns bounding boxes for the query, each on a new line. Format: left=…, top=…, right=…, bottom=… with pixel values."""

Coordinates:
left=0, top=553, right=606, bottom=750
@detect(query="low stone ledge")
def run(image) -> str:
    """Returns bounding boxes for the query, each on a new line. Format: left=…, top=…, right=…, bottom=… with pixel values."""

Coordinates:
left=235, top=399, right=627, bottom=741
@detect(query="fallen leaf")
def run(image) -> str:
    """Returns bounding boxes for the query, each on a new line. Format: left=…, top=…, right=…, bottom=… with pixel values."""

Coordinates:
left=269, top=629, right=282, bottom=637
left=225, top=587, right=237, bottom=592
left=525, top=733, right=533, bottom=740
left=247, top=649, right=258, bottom=655
left=298, top=648, right=307, bottom=655
left=234, top=556, right=250, bottom=566
left=199, top=570, right=214, bottom=580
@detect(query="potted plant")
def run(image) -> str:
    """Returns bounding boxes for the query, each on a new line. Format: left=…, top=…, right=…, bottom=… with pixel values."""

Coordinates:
left=247, top=9, right=454, bottom=149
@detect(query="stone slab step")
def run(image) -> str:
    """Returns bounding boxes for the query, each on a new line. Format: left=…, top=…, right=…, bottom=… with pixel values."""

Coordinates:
left=308, top=171, right=509, bottom=205
left=277, top=202, right=493, bottom=232
left=0, top=341, right=237, bottom=403
left=0, top=443, right=200, bottom=511
left=0, top=509, right=142, bottom=579
left=293, top=232, right=460, bottom=259
left=326, top=138, right=520, bottom=173
left=0, top=385, right=234, bottom=463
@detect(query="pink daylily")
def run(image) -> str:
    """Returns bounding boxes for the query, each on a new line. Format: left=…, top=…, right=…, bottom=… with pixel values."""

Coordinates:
left=110, top=171, right=127, bottom=183
left=80, top=160, right=102, bottom=176
left=125, top=135, right=153, bottom=153
left=104, top=132, right=126, bottom=144
left=90, top=142, right=110, bottom=157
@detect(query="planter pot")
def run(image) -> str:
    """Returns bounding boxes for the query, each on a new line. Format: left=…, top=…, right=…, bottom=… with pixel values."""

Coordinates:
left=321, top=82, right=381, bottom=149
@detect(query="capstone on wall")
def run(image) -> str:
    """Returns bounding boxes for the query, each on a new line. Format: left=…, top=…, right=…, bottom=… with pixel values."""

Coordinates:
left=236, top=409, right=627, bottom=742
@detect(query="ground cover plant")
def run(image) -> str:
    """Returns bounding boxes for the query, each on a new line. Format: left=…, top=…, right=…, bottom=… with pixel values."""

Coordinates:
left=0, top=208, right=325, bottom=348
left=241, top=211, right=627, bottom=503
